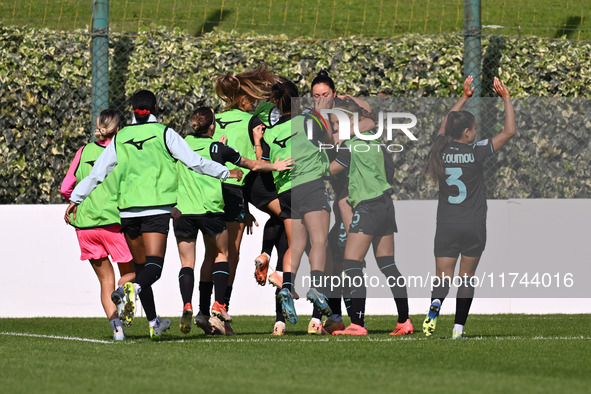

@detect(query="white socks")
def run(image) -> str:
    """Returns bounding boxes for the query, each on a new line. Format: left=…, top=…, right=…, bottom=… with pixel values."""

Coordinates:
left=110, top=318, right=123, bottom=333
left=149, top=317, right=160, bottom=328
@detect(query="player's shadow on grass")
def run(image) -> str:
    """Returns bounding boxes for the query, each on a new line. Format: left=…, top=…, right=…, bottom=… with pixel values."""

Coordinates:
left=119, top=333, right=216, bottom=342
left=229, top=329, right=312, bottom=337
left=554, top=16, right=582, bottom=39
left=194, top=9, right=233, bottom=37
left=368, top=329, right=402, bottom=335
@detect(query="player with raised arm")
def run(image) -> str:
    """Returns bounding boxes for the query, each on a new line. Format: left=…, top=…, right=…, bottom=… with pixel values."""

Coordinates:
left=65, top=90, right=230, bottom=340
left=255, top=78, right=334, bottom=334
left=311, top=71, right=377, bottom=333
left=173, top=107, right=291, bottom=335
left=329, top=99, right=412, bottom=336
left=423, top=76, right=516, bottom=338
left=245, top=99, right=292, bottom=335
left=211, top=67, right=279, bottom=334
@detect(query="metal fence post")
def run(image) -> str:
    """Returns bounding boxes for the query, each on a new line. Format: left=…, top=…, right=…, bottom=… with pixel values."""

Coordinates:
left=91, top=0, right=109, bottom=139
left=464, top=0, right=481, bottom=122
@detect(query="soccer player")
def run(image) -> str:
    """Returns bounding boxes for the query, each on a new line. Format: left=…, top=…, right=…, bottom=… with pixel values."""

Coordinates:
left=245, top=101, right=291, bottom=335
left=61, top=109, right=134, bottom=341
left=173, top=107, right=291, bottom=335
left=323, top=189, right=349, bottom=334
left=211, top=67, right=279, bottom=333
left=329, top=98, right=412, bottom=336
left=423, top=76, right=515, bottom=338
left=311, top=71, right=376, bottom=333
left=65, top=90, right=231, bottom=340
left=255, top=77, right=335, bottom=334
left=311, top=70, right=376, bottom=139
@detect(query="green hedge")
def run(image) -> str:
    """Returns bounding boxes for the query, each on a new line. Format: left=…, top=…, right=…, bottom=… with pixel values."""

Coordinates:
left=1, top=25, right=590, bottom=203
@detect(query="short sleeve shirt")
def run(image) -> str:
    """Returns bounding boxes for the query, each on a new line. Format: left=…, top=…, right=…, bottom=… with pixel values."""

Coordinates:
left=436, top=136, right=495, bottom=224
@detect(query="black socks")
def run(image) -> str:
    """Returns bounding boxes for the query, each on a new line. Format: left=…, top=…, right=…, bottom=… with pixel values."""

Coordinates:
left=135, top=256, right=164, bottom=288
left=213, top=262, right=230, bottom=304
left=135, top=263, right=157, bottom=321
left=455, top=277, right=475, bottom=326
left=199, top=281, right=214, bottom=315
left=376, top=256, right=409, bottom=323
left=343, top=259, right=366, bottom=326
left=178, top=267, right=194, bottom=305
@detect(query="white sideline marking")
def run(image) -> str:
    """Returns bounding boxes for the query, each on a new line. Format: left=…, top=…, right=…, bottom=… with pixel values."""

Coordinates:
left=155, top=335, right=590, bottom=344
left=1, top=332, right=588, bottom=344
left=0, top=332, right=113, bottom=344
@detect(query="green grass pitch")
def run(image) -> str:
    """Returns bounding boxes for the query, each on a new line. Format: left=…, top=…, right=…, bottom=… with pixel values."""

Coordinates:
left=1, top=314, right=589, bottom=392
left=1, top=0, right=590, bottom=40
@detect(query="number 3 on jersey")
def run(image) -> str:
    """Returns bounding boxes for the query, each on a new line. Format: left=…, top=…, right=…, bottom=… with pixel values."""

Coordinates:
left=445, top=168, right=466, bottom=204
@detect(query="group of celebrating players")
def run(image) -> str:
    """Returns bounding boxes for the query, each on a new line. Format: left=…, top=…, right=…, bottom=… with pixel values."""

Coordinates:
left=62, top=67, right=515, bottom=341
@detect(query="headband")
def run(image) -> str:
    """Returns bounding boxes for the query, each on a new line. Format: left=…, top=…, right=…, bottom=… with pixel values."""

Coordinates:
left=134, top=109, right=151, bottom=116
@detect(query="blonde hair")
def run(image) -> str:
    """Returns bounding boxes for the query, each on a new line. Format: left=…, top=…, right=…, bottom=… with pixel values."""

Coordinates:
left=94, top=109, right=120, bottom=140
left=215, top=66, right=278, bottom=110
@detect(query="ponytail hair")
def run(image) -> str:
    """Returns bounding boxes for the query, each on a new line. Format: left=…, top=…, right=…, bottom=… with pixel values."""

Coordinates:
left=270, top=77, right=299, bottom=116
left=424, top=110, right=476, bottom=181
left=424, top=134, right=451, bottom=182
left=94, top=109, right=120, bottom=140
left=311, top=69, right=336, bottom=93
left=215, top=66, right=278, bottom=109
left=189, top=107, right=215, bottom=135
left=445, top=110, right=475, bottom=140
left=131, top=90, right=157, bottom=124
left=215, top=73, right=242, bottom=108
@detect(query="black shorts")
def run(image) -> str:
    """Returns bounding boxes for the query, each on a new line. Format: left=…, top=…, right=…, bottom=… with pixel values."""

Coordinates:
left=348, top=194, right=397, bottom=236
left=173, top=214, right=226, bottom=239
left=434, top=223, right=486, bottom=258
left=328, top=220, right=347, bottom=262
left=120, top=213, right=171, bottom=238
left=244, top=171, right=278, bottom=210
left=222, top=184, right=246, bottom=223
left=290, top=179, right=331, bottom=220
left=277, top=190, right=292, bottom=220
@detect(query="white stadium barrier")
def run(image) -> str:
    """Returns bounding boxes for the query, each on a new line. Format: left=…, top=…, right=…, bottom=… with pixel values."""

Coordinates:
left=1, top=199, right=589, bottom=318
